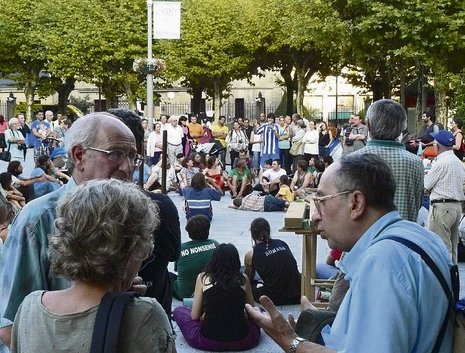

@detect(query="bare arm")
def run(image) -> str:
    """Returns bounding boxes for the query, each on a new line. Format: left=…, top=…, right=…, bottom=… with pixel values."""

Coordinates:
left=244, top=249, right=255, bottom=281
left=191, top=274, right=205, bottom=320
left=243, top=274, right=255, bottom=307
left=453, top=132, right=463, bottom=151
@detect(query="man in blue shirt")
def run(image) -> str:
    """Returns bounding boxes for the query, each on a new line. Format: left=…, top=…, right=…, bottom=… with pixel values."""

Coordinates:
left=246, top=153, right=453, bottom=353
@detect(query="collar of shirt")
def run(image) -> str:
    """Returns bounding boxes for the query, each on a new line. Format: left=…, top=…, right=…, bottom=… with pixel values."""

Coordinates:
left=340, top=211, right=402, bottom=278
left=366, top=139, right=406, bottom=149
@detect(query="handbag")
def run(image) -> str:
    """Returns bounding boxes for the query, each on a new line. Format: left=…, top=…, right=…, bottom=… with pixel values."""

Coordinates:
left=0, top=143, right=11, bottom=162
left=289, top=141, right=302, bottom=156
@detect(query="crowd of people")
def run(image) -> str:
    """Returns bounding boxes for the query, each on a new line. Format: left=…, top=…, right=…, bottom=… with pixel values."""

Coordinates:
left=0, top=101, right=463, bottom=353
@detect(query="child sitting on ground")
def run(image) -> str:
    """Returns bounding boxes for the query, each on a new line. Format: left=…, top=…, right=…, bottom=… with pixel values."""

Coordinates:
left=276, top=175, right=294, bottom=203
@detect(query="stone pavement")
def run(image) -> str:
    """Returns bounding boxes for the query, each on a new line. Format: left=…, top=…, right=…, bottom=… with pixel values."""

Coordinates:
left=1, top=148, right=464, bottom=353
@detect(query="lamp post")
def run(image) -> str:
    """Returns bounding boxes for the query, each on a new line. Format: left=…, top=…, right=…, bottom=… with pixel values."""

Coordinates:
left=147, top=0, right=154, bottom=130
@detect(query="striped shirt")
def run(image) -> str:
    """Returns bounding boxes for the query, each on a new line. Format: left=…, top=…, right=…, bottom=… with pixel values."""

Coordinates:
left=256, top=123, right=279, bottom=155
left=352, top=140, right=424, bottom=222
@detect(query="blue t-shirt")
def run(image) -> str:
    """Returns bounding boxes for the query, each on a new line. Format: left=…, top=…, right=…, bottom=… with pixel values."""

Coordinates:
left=29, top=120, right=50, bottom=148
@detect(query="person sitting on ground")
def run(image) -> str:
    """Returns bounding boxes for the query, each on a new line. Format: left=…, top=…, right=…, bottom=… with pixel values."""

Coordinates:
left=233, top=149, right=254, bottom=170
left=145, top=156, right=178, bottom=192
left=311, top=159, right=325, bottom=189
left=0, top=172, right=25, bottom=210
left=173, top=243, right=260, bottom=351
left=0, top=202, right=15, bottom=246
left=7, top=161, right=45, bottom=202
left=203, top=156, right=229, bottom=192
left=233, top=149, right=255, bottom=184
left=10, top=179, right=176, bottom=353
left=190, top=152, right=206, bottom=170
left=253, top=159, right=273, bottom=192
left=182, top=173, right=222, bottom=220
left=259, top=159, right=287, bottom=196
left=30, top=155, right=65, bottom=198
left=172, top=215, right=219, bottom=300
left=276, top=175, right=294, bottom=203
left=133, top=162, right=151, bottom=185
left=179, top=156, right=200, bottom=191
left=229, top=193, right=288, bottom=212
left=244, top=218, right=301, bottom=305
left=316, top=249, right=343, bottom=279
left=290, top=159, right=313, bottom=199
left=228, top=158, right=253, bottom=198
left=321, top=155, right=334, bottom=168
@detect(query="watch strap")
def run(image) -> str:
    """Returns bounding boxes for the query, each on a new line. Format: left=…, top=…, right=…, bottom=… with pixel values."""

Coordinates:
left=289, top=336, right=306, bottom=353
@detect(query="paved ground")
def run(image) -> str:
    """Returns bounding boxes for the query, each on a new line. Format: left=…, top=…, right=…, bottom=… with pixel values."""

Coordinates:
left=2, top=149, right=465, bottom=353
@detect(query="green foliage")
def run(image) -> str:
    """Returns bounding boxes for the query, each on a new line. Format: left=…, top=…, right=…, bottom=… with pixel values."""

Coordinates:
left=69, top=95, right=95, bottom=115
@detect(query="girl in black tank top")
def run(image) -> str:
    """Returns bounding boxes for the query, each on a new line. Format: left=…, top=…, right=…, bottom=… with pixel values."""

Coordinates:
left=173, top=243, right=260, bottom=351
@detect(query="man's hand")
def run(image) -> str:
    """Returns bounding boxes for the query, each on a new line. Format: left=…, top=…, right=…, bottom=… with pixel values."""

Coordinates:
left=129, top=276, right=147, bottom=295
left=245, top=295, right=297, bottom=351
left=0, top=326, right=12, bottom=348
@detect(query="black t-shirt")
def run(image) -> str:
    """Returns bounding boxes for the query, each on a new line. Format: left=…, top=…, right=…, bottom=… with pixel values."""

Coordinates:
left=252, top=239, right=301, bottom=303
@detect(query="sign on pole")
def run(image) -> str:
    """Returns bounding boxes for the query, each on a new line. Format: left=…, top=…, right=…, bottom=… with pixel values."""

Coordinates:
left=153, top=1, right=181, bottom=39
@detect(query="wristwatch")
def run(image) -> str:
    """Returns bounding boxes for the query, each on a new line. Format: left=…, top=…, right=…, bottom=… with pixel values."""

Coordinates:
left=289, top=336, right=306, bottom=353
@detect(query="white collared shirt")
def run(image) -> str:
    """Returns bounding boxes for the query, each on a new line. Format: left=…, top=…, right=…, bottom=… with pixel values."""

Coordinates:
left=424, top=150, right=465, bottom=201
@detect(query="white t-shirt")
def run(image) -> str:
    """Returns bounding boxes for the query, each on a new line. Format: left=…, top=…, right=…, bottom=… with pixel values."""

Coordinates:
left=263, top=168, right=286, bottom=182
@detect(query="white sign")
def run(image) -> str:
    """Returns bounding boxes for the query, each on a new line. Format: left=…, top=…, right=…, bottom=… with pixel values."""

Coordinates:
left=153, top=1, right=181, bottom=39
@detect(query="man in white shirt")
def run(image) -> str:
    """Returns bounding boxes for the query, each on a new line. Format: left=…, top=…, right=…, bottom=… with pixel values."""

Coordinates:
left=165, top=116, right=184, bottom=166
left=425, top=129, right=465, bottom=264
left=260, top=159, right=286, bottom=195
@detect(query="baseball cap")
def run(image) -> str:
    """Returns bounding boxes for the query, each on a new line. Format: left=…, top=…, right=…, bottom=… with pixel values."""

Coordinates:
left=430, top=130, right=455, bottom=147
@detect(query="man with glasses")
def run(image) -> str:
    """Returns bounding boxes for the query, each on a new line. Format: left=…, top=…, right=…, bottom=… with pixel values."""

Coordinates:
left=247, top=153, right=453, bottom=353
left=0, top=112, right=144, bottom=348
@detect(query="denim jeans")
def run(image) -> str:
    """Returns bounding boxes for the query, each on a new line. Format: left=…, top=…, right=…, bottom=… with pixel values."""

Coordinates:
left=263, top=195, right=286, bottom=211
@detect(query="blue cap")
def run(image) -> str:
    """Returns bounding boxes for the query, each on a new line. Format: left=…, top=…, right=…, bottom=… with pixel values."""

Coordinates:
left=430, top=130, right=455, bottom=147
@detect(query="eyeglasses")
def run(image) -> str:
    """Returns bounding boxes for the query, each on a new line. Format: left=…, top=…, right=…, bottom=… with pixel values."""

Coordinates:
left=84, top=147, right=143, bottom=167
left=310, top=190, right=352, bottom=214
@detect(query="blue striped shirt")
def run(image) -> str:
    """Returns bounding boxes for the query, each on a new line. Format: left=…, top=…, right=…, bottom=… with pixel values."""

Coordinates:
left=256, top=123, right=279, bottom=155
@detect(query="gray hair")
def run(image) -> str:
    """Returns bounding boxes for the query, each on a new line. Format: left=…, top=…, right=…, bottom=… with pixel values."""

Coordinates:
left=64, top=112, right=118, bottom=173
left=366, top=99, right=407, bottom=140
left=332, top=153, right=396, bottom=211
left=49, top=179, right=159, bottom=287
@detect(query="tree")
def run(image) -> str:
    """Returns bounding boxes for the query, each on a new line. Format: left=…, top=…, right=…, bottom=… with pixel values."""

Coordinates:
left=159, top=0, right=260, bottom=122
left=0, top=0, right=48, bottom=120
left=246, top=0, right=347, bottom=116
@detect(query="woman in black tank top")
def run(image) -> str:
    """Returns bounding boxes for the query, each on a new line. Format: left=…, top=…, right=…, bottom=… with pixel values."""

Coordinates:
left=173, top=243, right=260, bottom=351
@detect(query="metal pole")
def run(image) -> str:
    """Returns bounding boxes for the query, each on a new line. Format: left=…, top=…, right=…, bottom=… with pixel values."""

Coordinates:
left=147, top=0, right=154, bottom=130
left=335, top=74, right=338, bottom=127
left=162, top=130, right=167, bottom=194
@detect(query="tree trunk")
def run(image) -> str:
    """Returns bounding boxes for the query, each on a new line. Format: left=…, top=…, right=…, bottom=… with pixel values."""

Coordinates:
left=434, top=84, right=447, bottom=127
left=24, top=69, right=40, bottom=122
left=400, top=61, right=406, bottom=109
left=57, top=77, right=76, bottom=114
left=213, top=79, right=222, bottom=124
left=191, top=86, right=203, bottom=114
left=295, top=68, right=305, bottom=117
left=280, top=65, right=295, bottom=115
left=122, top=82, right=137, bottom=110
left=24, top=84, right=35, bottom=123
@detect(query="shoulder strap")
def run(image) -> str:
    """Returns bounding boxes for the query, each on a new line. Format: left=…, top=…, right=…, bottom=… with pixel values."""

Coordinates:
left=382, top=236, right=458, bottom=353
left=90, top=291, right=138, bottom=353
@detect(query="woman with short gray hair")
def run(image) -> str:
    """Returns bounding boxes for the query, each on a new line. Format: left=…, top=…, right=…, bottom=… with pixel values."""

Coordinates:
left=11, top=179, right=176, bottom=353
